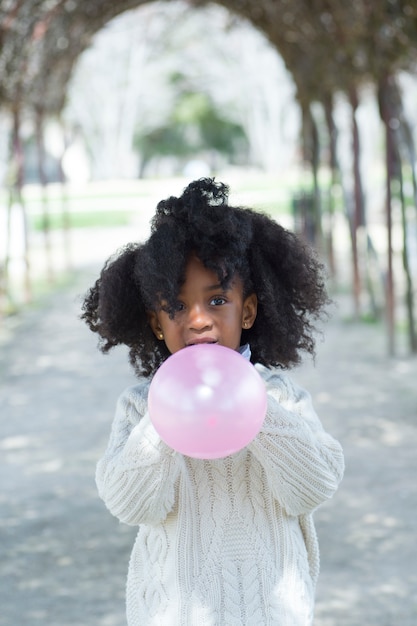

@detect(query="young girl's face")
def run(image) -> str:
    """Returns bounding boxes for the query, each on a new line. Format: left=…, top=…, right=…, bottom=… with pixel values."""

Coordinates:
left=149, top=256, right=257, bottom=355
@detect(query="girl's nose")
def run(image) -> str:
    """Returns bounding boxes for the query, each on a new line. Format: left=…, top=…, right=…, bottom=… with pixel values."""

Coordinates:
left=188, top=304, right=212, bottom=330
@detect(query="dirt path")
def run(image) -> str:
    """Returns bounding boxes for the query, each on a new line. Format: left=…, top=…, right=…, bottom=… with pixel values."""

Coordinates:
left=0, top=267, right=416, bottom=626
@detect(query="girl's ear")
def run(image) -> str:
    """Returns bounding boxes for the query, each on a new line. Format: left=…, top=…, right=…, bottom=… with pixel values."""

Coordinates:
left=148, top=311, right=164, bottom=340
left=242, top=293, right=257, bottom=330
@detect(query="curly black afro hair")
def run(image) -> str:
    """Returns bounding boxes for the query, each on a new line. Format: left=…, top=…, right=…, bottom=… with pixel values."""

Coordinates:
left=81, top=178, right=329, bottom=377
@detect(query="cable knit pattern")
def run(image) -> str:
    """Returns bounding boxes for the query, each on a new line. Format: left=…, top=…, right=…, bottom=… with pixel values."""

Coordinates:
left=96, top=366, right=344, bottom=626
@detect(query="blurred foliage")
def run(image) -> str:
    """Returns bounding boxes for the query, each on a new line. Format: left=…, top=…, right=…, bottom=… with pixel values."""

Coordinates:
left=1, top=0, right=416, bottom=122
left=134, top=88, right=248, bottom=171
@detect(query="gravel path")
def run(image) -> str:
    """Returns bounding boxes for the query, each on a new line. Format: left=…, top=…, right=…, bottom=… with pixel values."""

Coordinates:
left=1, top=266, right=416, bottom=626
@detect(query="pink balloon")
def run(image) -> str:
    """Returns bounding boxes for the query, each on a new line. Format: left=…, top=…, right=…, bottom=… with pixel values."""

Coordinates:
left=148, top=344, right=267, bottom=459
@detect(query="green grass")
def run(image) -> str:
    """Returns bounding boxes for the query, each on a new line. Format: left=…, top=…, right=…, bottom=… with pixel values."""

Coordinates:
left=29, top=209, right=133, bottom=231
left=16, top=173, right=300, bottom=231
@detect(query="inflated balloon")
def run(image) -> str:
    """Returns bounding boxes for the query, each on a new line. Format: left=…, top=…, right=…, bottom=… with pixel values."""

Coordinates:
left=148, top=343, right=267, bottom=459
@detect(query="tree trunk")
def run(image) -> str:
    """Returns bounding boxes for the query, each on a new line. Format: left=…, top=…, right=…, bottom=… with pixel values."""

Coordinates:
left=58, top=118, right=72, bottom=272
left=35, top=107, right=54, bottom=283
left=348, top=86, right=365, bottom=319
left=8, top=107, right=31, bottom=305
left=377, top=75, right=396, bottom=356
left=397, top=155, right=417, bottom=352
left=301, top=102, right=322, bottom=248
left=323, top=93, right=339, bottom=279
left=391, top=82, right=417, bottom=353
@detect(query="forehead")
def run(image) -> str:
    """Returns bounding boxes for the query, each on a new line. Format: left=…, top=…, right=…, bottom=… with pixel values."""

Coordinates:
left=181, top=256, right=242, bottom=292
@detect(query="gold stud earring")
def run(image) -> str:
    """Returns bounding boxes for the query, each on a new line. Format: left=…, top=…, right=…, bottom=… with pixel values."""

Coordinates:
left=243, top=322, right=248, bottom=329
left=158, top=333, right=164, bottom=340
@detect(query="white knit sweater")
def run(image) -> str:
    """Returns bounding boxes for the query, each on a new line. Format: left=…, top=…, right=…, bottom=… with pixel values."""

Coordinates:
left=96, top=365, right=344, bottom=626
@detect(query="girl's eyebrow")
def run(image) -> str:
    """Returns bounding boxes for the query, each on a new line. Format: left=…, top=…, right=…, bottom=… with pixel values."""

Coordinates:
left=178, top=283, right=225, bottom=298
left=204, top=283, right=226, bottom=292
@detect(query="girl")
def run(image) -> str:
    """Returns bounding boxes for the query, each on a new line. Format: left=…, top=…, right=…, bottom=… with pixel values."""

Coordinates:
left=82, top=178, right=344, bottom=626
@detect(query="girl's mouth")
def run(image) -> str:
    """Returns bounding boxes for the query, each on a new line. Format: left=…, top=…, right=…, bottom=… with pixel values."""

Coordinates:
left=186, top=338, right=218, bottom=346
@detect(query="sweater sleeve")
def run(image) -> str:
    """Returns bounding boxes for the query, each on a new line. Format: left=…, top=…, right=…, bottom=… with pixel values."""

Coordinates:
left=247, top=368, right=344, bottom=516
left=96, top=383, right=181, bottom=526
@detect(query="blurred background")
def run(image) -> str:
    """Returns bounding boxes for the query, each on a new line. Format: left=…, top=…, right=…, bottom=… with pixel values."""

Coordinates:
left=1, top=0, right=417, bottom=356
left=1, top=2, right=417, bottom=625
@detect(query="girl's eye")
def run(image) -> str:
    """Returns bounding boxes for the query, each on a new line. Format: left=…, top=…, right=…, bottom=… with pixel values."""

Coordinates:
left=175, top=302, right=186, bottom=312
left=210, top=296, right=227, bottom=306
